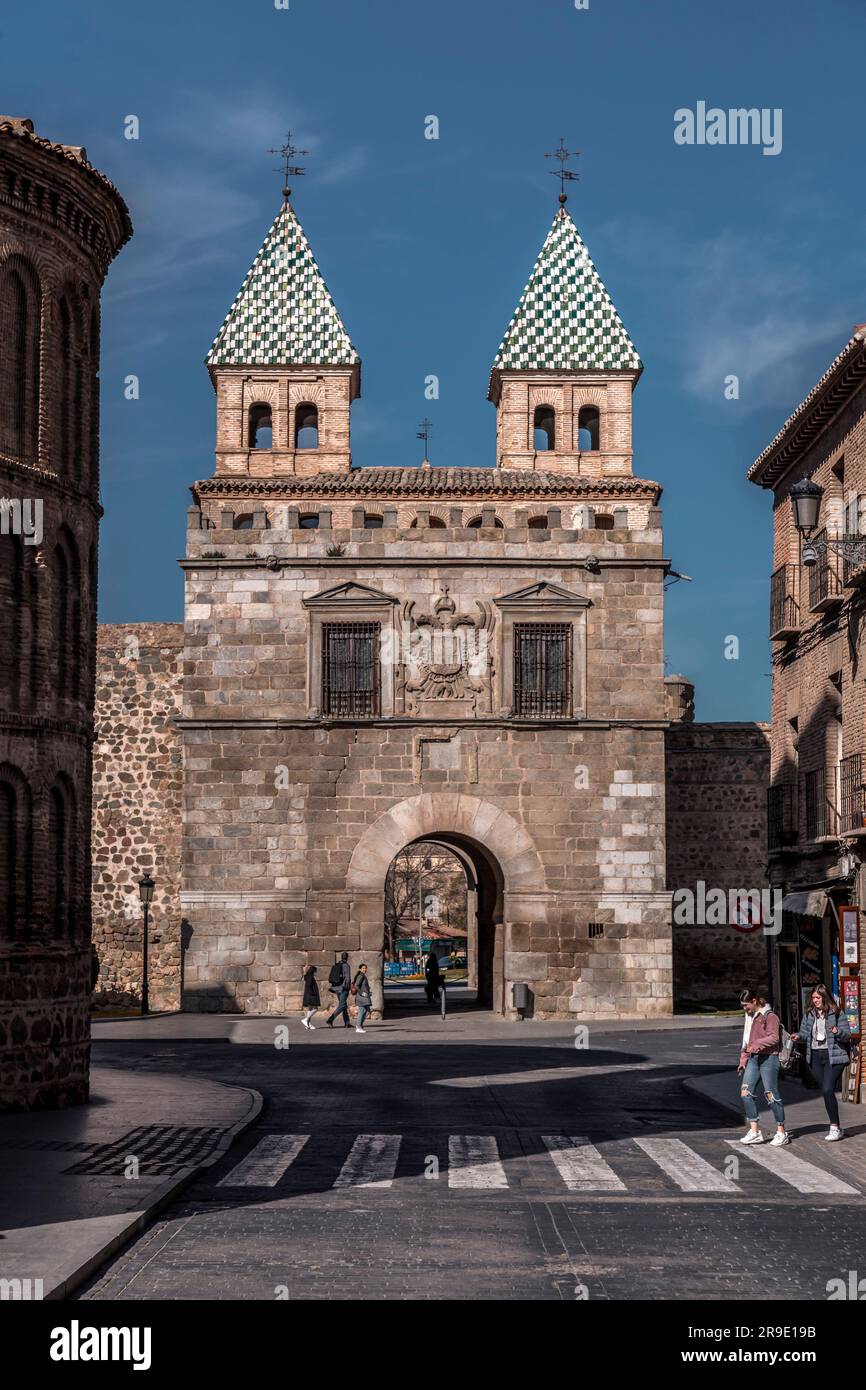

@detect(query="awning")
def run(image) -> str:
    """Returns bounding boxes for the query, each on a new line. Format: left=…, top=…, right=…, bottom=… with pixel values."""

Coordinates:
left=781, top=889, right=828, bottom=919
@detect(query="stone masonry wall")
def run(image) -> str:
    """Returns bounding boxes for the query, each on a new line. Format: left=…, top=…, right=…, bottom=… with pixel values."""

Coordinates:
left=666, top=721, right=771, bottom=1004
left=91, top=624, right=183, bottom=1011
left=179, top=514, right=673, bottom=1021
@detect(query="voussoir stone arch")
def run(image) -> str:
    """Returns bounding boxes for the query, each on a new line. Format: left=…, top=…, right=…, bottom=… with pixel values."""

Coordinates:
left=346, top=792, right=546, bottom=892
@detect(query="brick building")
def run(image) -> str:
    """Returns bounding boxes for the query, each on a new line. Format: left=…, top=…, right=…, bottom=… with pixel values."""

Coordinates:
left=749, top=327, right=866, bottom=1054
left=88, top=193, right=771, bottom=1020
left=0, top=116, right=130, bottom=1109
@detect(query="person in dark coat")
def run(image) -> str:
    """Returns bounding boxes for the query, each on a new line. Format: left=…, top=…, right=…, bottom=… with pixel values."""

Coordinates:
left=301, top=964, right=320, bottom=1030
left=424, top=951, right=441, bottom=1005
left=325, top=951, right=352, bottom=1029
left=353, top=964, right=372, bottom=1034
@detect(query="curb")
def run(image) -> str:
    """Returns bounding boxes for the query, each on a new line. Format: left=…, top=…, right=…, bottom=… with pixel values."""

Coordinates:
left=45, top=1084, right=263, bottom=1301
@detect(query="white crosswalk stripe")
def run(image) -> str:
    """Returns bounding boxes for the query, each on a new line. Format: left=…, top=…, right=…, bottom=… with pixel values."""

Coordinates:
left=725, top=1140, right=860, bottom=1195
left=448, top=1135, right=509, bottom=1188
left=214, top=1131, right=862, bottom=1198
left=635, top=1138, right=740, bottom=1193
left=542, top=1135, right=626, bottom=1191
left=218, top=1134, right=309, bottom=1187
left=334, top=1134, right=402, bottom=1188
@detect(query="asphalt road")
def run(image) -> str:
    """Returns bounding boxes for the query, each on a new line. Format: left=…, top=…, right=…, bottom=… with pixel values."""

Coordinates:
left=79, top=1012, right=866, bottom=1302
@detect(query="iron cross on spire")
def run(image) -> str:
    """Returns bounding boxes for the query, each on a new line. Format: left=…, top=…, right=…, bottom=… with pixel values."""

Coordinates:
left=268, top=131, right=309, bottom=202
left=545, top=137, right=580, bottom=205
left=416, top=418, right=433, bottom=464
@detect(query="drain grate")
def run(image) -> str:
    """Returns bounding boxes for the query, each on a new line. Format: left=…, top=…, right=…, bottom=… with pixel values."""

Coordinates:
left=63, top=1125, right=225, bottom=1176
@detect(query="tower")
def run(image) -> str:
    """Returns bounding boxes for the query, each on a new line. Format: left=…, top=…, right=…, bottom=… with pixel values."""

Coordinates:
left=488, top=204, right=641, bottom=474
left=205, top=199, right=360, bottom=478
left=0, top=116, right=131, bottom=1109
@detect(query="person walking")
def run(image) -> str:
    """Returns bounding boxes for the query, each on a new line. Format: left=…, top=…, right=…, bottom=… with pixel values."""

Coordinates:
left=737, top=986, right=789, bottom=1146
left=353, top=963, right=372, bottom=1034
left=301, top=964, right=320, bottom=1030
left=424, top=950, right=441, bottom=1006
left=795, top=984, right=851, bottom=1141
left=325, top=951, right=352, bottom=1029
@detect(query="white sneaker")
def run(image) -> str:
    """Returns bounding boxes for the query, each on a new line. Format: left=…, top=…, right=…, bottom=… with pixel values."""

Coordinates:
left=826, top=1126, right=844, bottom=1141
left=300, top=1017, right=309, bottom=1029
left=740, top=1130, right=764, bottom=1145
left=355, top=1027, right=365, bottom=1034
left=769, top=1131, right=790, bottom=1146
left=308, top=1023, right=316, bottom=1030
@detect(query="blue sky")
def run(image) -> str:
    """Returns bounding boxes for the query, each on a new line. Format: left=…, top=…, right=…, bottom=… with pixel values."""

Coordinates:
left=4, top=0, right=864, bottom=719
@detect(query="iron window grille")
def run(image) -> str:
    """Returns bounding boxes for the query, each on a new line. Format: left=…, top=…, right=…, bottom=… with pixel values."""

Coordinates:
left=769, top=564, right=799, bottom=638
left=840, top=752, right=864, bottom=832
left=513, top=622, right=572, bottom=718
left=322, top=622, right=380, bottom=717
left=804, top=766, right=839, bottom=840
left=807, top=531, right=843, bottom=610
left=767, top=783, right=798, bottom=851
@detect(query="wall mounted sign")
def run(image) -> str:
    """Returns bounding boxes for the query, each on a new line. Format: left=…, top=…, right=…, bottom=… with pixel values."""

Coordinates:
left=840, top=904, right=860, bottom=966
left=842, top=975, right=861, bottom=1038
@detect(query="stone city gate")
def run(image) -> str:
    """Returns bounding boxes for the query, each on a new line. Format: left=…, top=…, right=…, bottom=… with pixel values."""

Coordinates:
left=346, top=793, right=547, bottom=1016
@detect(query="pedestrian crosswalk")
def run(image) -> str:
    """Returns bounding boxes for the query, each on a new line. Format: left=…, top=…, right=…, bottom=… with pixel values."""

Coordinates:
left=215, top=1130, right=863, bottom=1199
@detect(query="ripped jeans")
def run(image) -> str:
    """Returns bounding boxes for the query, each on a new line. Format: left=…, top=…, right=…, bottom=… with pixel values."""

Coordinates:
left=740, top=1053, right=785, bottom=1125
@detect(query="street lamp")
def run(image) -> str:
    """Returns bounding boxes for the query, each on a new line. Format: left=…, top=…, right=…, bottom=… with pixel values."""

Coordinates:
left=790, top=477, right=866, bottom=570
left=138, top=871, right=155, bottom=1016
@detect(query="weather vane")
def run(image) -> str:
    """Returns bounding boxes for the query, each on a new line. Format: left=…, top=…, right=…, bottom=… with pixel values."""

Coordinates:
left=416, top=418, right=433, bottom=463
left=268, top=131, right=309, bottom=202
left=545, top=137, right=580, bottom=204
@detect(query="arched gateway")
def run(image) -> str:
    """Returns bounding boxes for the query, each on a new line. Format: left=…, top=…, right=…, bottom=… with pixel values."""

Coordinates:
left=346, top=794, right=546, bottom=1016
left=175, top=184, right=675, bottom=1024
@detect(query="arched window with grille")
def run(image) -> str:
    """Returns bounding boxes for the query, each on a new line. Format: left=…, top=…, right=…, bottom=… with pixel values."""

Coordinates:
left=0, top=765, right=31, bottom=935
left=0, top=256, right=41, bottom=464
left=47, top=776, right=75, bottom=938
left=58, top=292, right=80, bottom=478
left=0, top=531, right=23, bottom=709
left=51, top=528, right=82, bottom=708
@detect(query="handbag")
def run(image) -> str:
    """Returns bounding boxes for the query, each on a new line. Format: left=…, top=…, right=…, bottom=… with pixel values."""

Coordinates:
left=779, top=1027, right=798, bottom=1071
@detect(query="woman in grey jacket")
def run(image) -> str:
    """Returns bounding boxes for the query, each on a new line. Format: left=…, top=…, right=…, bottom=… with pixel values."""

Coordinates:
left=796, top=984, right=851, bottom=1141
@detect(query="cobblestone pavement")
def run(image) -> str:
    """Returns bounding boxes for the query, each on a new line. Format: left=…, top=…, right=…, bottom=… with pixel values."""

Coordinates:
left=81, top=1022, right=866, bottom=1301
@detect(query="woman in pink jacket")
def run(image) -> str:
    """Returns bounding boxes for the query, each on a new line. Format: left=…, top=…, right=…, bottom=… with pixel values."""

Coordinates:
left=737, top=987, right=789, bottom=1146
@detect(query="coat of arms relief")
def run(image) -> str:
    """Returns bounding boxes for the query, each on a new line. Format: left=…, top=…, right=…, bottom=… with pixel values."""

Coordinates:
left=397, top=586, right=495, bottom=716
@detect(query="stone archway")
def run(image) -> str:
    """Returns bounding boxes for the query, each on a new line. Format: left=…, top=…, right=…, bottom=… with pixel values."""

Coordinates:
left=346, top=794, right=546, bottom=1016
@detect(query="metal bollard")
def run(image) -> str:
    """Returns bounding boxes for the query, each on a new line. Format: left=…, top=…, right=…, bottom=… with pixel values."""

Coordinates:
left=440, top=979, right=447, bottom=1021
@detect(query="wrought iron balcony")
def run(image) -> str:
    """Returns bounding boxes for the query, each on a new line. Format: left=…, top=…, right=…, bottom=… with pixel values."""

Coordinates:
left=840, top=753, right=866, bottom=833
left=807, top=532, right=844, bottom=611
left=768, top=783, right=798, bottom=852
left=804, top=766, right=839, bottom=840
left=841, top=533, right=866, bottom=587
left=770, top=565, right=800, bottom=641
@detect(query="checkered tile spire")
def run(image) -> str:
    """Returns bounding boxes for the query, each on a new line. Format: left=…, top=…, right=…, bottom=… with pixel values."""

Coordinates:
left=490, top=206, right=641, bottom=379
left=206, top=201, right=359, bottom=367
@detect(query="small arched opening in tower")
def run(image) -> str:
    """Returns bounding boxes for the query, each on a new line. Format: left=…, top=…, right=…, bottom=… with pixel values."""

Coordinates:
left=295, top=403, right=319, bottom=449
left=533, top=405, right=555, bottom=452
left=578, top=406, right=600, bottom=452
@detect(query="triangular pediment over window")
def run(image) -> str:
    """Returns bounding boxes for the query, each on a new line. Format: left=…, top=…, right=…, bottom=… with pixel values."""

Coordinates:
left=494, top=581, right=591, bottom=608
left=303, top=581, right=399, bottom=609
